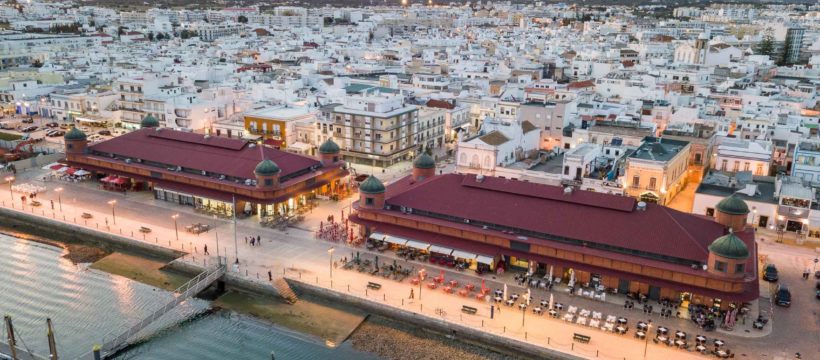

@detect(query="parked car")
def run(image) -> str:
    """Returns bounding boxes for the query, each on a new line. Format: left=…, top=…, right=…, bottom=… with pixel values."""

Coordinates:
left=21, top=118, right=34, bottom=124
left=45, top=122, right=59, bottom=128
left=763, top=264, right=779, bottom=282
left=59, top=123, right=72, bottom=129
left=47, top=130, right=64, bottom=137
left=774, top=284, right=791, bottom=307
left=97, top=130, right=111, bottom=136
left=21, top=126, right=38, bottom=132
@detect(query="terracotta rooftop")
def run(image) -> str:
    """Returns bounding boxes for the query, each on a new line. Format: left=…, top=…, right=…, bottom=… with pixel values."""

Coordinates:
left=478, top=130, right=510, bottom=146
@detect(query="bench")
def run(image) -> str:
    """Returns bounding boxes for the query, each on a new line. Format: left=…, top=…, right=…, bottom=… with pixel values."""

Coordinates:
left=139, top=227, right=152, bottom=233
left=366, top=282, right=381, bottom=290
left=461, top=305, right=478, bottom=315
left=573, top=333, right=590, bottom=344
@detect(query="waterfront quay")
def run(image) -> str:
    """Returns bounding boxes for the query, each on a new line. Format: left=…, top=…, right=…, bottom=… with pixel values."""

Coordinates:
left=0, top=165, right=816, bottom=360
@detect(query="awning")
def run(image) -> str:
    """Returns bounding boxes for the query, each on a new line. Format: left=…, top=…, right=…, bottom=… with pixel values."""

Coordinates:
left=405, top=240, right=430, bottom=251
left=429, top=245, right=453, bottom=255
left=110, top=177, right=128, bottom=185
left=452, top=250, right=477, bottom=260
left=476, top=255, right=495, bottom=265
left=369, top=232, right=387, bottom=241
left=74, top=169, right=90, bottom=176
left=383, top=235, right=407, bottom=246
left=45, top=163, right=63, bottom=170
left=100, top=176, right=114, bottom=183
left=65, top=168, right=76, bottom=175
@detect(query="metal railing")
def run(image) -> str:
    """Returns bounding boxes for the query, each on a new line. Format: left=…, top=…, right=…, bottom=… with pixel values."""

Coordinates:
left=96, top=262, right=226, bottom=356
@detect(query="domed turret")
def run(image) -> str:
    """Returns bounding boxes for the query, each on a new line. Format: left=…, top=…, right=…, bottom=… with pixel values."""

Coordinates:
left=359, top=175, right=386, bottom=210
left=706, top=229, right=750, bottom=278
left=318, top=138, right=341, bottom=166
left=359, top=175, right=385, bottom=194
left=708, top=232, right=750, bottom=260
left=140, top=114, right=160, bottom=128
left=64, top=127, right=88, bottom=155
left=254, top=159, right=281, bottom=189
left=714, top=193, right=749, bottom=232
left=412, top=153, right=436, bottom=181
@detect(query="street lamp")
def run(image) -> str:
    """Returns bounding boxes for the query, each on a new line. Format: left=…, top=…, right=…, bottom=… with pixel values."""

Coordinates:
left=54, top=187, right=63, bottom=211
left=644, top=322, right=652, bottom=358
left=4, top=176, right=13, bottom=199
left=328, top=247, right=335, bottom=278
left=107, top=200, right=117, bottom=224
left=171, top=214, right=179, bottom=241
left=418, top=269, right=424, bottom=300
left=521, top=304, right=526, bottom=327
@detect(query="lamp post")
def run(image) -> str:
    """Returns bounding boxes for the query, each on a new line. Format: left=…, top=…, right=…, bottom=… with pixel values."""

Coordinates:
left=418, top=269, right=424, bottom=300
left=328, top=247, right=335, bottom=278
left=4, top=176, right=13, bottom=199
left=172, top=214, right=179, bottom=241
left=54, top=187, right=63, bottom=211
left=521, top=304, right=526, bottom=327
left=107, top=200, right=117, bottom=224
left=644, top=323, right=652, bottom=358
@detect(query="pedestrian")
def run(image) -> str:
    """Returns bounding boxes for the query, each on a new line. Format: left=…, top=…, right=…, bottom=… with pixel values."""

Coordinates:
left=268, top=270, right=272, bottom=281
left=50, top=200, right=54, bottom=210
left=250, top=237, right=255, bottom=246
left=257, top=235, right=261, bottom=245
left=105, top=218, right=108, bottom=226
left=204, top=244, right=209, bottom=255
left=496, top=304, right=501, bottom=313
left=245, top=236, right=248, bottom=244
left=409, top=288, right=414, bottom=299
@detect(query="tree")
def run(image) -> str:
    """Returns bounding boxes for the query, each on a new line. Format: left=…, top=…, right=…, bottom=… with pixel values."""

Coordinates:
left=757, top=28, right=775, bottom=57
left=778, top=40, right=792, bottom=66
left=180, top=29, right=191, bottom=39
left=156, top=33, right=165, bottom=41
left=31, top=59, right=43, bottom=68
left=237, top=15, right=248, bottom=23
left=147, top=31, right=154, bottom=41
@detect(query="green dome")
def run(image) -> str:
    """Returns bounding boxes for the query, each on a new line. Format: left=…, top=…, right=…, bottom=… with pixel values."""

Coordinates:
left=254, top=159, right=280, bottom=176
left=64, top=127, right=87, bottom=141
left=140, top=114, right=160, bottom=128
left=413, top=153, right=436, bottom=169
left=708, top=232, right=750, bottom=260
left=318, top=138, right=340, bottom=154
left=716, top=193, right=750, bottom=215
left=359, top=175, right=385, bottom=194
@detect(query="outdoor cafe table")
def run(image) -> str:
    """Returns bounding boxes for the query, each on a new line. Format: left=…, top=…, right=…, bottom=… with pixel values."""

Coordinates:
left=510, top=294, right=519, bottom=300
left=506, top=299, right=515, bottom=306
left=676, top=331, right=686, bottom=339
left=449, top=280, right=458, bottom=288
left=657, top=335, right=668, bottom=343
left=465, top=283, right=475, bottom=291
left=658, top=326, right=668, bottom=334
left=540, top=300, right=548, bottom=307
left=696, top=345, right=707, bottom=353
left=410, top=278, right=420, bottom=285
left=518, top=303, right=527, bottom=310
left=427, top=282, right=438, bottom=289
left=443, top=286, right=453, bottom=294
left=458, top=289, right=469, bottom=297
left=637, top=322, right=648, bottom=330
left=636, top=331, right=646, bottom=339
left=714, top=340, right=725, bottom=347
left=533, top=307, right=542, bottom=314
left=617, top=317, right=628, bottom=324
left=716, top=350, right=728, bottom=358
left=675, top=340, right=686, bottom=347
left=494, top=296, right=503, bottom=303
left=696, top=335, right=707, bottom=342
left=494, top=290, right=503, bottom=297
left=616, top=326, right=626, bottom=334
left=554, top=303, right=564, bottom=310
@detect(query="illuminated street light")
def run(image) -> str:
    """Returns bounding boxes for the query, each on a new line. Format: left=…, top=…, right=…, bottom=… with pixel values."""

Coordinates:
left=4, top=176, right=14, bottom=199
left=328, top=247, right=335, bottom=278
left=54, top=187, right=63, bottom=211
left=172, top=214, right=179, bottom=241
left=107, top=200, right=117, bottom=224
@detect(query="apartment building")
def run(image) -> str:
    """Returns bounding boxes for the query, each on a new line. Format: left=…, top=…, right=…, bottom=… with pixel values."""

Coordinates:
left=322, top=92, right=418, bottom=167
left=623, top=137, right=691, bottom=205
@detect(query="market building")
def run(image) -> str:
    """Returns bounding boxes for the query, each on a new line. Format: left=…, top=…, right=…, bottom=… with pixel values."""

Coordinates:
left=63, top=117, right=349, bottom=217
left=351, top=159, right=759, bottom=308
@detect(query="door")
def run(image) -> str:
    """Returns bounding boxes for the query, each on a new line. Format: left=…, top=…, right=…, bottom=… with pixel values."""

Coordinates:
left=758, top=216, right=768, bottom=228
left=618, top=279, right=630, bottom=294
left=786, top=220, right=802, bottom=232
left=648, top=285, right=661, bottom=301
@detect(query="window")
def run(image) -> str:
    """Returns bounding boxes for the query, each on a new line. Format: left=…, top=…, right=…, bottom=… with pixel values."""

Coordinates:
left=564, top=166, right=569, bottom=175
left=734, top=263, right=745, bottom=273
left=756, top=164, right=763, bottom=175
left=721, top=160, right=727, bottom=170
left=632, top=175, right=640, bottom=187
left=733, top=161, right=739, bottom=172
left=706, top=207, right=715, bottom=216
left=694, top=153, right=702, bottom=165
left=714, top=260, right=727, bottom=272
left=365, top=197, right=374, bottom=206
left=743, top=162, right=750, bottom=172
left=648, top=177, right=657, bottom=190
left=264, top=179, right=273, bottom=186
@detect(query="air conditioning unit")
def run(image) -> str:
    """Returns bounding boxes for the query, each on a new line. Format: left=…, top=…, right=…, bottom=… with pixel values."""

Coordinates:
left=124, top=158, right=132, bottom=164
left=464, top=219, right=470, bottom=224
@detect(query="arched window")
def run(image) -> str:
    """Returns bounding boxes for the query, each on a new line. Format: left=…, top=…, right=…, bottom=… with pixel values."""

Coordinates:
left=471, top=154, right=479, bottom=166
left=484, top=156, right=491, bottom=167
left=459, top=153, right=467, bottom=164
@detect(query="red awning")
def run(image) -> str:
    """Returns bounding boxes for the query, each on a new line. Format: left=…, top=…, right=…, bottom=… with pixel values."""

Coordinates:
left=100, top=176, right=114, bottom=183
left=65, top=168, right=76, bottom=175
left=264, top=138, right=284, bottom=148
left=50, top=164, right=64, bottom=170
left=111, top=177, right=128, bottom=185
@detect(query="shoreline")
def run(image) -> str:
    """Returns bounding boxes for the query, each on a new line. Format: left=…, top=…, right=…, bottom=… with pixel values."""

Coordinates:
left=0, top=207, right=547, bottom=360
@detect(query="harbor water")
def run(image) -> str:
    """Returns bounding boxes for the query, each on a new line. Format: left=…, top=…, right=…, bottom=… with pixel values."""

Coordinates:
left=0, top=233, right=379, bottom=360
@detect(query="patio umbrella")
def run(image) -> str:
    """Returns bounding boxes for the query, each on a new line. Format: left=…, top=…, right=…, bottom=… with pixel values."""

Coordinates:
left=74, top=169, right=90, bottom=176
left=503, top=283, right=508, bottom=300
left=549, top=294, right=554, bottom=310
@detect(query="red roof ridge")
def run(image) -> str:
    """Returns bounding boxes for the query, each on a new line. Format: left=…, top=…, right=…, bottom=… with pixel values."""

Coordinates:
left=659, top=205, right=711, bottom=255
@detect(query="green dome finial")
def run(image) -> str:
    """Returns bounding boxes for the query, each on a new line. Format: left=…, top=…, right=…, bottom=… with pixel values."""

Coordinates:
left=141, top=114, right=160, bottom=128
left=413, top=153, right=436, bottom=169
left=254, top=159, right=281, bottom=176
left=64, top=127, right=87, bottom=141
left=708, top=230, right=750, bottom=260
left=359, top=175, right=385, bottom=194
left=318, top=138, right=340, bottom=154
left=716, top=193, right=750, bottom=215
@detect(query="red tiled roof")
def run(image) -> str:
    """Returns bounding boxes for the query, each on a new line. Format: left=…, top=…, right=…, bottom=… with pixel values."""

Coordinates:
left=383, top=174, right=725, bottom=262
left=352, top=214, right=759, bottom=301
left=88, top=128, right=320, bottom=180
left=568, top=80, right=595, bottom=89
left=425, top=99, right=456, bottom=110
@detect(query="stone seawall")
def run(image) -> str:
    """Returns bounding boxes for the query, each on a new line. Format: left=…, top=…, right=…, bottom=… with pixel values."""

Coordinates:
left=287, top=279, right=584, bottom=360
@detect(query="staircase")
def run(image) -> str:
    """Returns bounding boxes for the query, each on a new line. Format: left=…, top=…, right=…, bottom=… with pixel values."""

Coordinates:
left=273, top=278, right=298, bottom=304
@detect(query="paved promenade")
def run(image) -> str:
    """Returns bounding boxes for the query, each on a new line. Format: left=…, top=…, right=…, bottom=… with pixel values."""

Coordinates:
left=1, top=167, right=815, bottom=360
